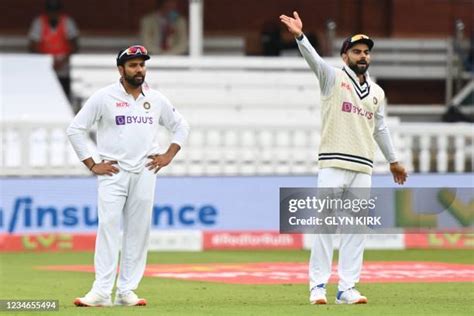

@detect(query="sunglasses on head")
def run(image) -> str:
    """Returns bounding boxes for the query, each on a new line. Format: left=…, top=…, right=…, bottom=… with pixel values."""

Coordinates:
left=119, top=45, right=148, bottom=59
left=350, top=34, right=370, bottom=43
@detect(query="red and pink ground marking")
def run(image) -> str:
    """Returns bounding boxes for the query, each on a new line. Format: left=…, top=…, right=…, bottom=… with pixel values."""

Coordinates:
left=38, top=261, right=474, bottom=284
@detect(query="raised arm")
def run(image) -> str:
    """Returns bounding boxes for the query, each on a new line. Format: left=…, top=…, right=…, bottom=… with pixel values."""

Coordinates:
left=279, top=11, right=336, bottom=96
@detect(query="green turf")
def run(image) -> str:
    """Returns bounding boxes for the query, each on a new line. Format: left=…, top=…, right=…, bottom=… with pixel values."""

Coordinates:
left=0, top=249, right=473, bottom=315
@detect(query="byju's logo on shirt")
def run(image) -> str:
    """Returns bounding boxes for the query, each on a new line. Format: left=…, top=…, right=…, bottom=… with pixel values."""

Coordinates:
left=115, top=115, right=154, bottom=125
left=341, top=102, right=373, bottom=120
left=341, top=102, right=353, bottom=112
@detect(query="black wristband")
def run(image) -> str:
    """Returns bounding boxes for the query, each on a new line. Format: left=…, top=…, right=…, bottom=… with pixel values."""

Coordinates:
left=89, top=162, right=96, bottom=171
left=296, top=33, right=304, bottom=41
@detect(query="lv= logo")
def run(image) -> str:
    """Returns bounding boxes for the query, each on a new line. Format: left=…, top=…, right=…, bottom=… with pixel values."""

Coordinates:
left=22, top=234, right=72, bottom=250
left=396, top=189, right=474, bottom=228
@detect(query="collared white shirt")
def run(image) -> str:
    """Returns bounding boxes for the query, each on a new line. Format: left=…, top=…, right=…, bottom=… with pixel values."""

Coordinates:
left=67, top=80, right=190, bottom=172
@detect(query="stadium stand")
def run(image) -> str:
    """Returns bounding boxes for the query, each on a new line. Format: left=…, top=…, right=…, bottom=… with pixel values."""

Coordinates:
left=0, top=34, right=245, bottom=55
left=1, top=0, right=472, bottom=177
left=1, top=54, right=472, bottom=176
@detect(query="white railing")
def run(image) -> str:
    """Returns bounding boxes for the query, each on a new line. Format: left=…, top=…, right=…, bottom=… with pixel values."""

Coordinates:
left=0, top=121, right=89, bottom=176
left=395, top=123, right=473, bottom=173
left=1, top=121, right=472, bottom=176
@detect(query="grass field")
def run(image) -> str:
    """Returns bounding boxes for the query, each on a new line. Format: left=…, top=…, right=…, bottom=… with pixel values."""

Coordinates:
left=0, top=249, right=473, bottom=316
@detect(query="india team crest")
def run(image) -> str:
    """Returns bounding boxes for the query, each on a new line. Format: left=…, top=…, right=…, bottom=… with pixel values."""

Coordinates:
left=143, top=102, right=151, bottom=110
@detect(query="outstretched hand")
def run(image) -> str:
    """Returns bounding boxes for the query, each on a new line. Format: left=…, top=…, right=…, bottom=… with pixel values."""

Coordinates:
left=279, top=11, right=303, bottom=37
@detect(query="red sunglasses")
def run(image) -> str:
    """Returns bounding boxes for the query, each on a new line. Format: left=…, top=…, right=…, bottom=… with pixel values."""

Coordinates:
left=119, top=45, right=148, bottom=59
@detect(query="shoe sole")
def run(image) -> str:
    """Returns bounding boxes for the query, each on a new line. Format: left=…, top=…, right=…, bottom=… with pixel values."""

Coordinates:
left=310, top=299, right=327, bottom=305
left=135, top=299, right=147, bottom=306
left=335, top=298, right=368, bottom=305
left=73, top=298, right=110, bottom=307
left=115, top=299, right=147, bottom=307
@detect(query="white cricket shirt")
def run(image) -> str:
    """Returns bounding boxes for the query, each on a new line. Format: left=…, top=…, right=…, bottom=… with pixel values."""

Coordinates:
left=67, top=80, right=190, bottom=173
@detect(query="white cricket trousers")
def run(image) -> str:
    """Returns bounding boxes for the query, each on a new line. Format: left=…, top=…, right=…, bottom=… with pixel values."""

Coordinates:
left=91, top=165, right=156, bottom=297
left=309, top=167, right=371, bottom=292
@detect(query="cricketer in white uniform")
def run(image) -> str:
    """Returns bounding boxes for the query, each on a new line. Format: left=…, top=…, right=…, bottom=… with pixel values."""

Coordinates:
left=280, top=12, right=407, bottom=305
left=67, top=45, right=190, bottom=307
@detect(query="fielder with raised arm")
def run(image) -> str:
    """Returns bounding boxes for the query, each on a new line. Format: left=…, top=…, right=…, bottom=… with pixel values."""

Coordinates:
left=67, top=45, right=189, bottom=307
left=279, top=12, right=407, bottom=305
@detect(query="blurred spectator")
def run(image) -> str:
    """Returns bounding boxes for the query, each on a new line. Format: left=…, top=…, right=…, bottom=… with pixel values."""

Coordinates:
left=465, top=35, right=474, bottom=72
left=260, top=20, right=320, bottom=56
left=28, top=0, right=79, bottom=100
left=140, top=0, right=188, bottom=55
left=260, top=21, right=282, bottom=56
left=442, top=105, right=473, bottom=123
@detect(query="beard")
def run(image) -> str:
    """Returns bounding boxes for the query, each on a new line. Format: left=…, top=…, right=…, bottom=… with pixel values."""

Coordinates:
left=348, top=60, right=369, bottom=75
left=123, top=72, right=145, bottom=87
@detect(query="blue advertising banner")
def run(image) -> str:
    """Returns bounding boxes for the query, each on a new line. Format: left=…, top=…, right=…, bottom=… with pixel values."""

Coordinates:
left=0, top=174, right=472, bottom=234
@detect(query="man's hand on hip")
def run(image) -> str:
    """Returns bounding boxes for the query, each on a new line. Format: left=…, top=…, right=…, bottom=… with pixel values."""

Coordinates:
left=146, top=153, right=173, bottom=174
left=146, top=143, right=181, bottom=174
left=91, top=161, right=119, bottom=176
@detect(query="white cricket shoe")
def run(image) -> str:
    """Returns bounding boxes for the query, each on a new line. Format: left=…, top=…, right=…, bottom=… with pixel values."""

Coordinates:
left=335, top=288, right=368, bottom=304
left=309, top=284, right=327, bottom=305
left=114, top=291, right=147, bottom=306
left=73, top=291, right=112, bottom=307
